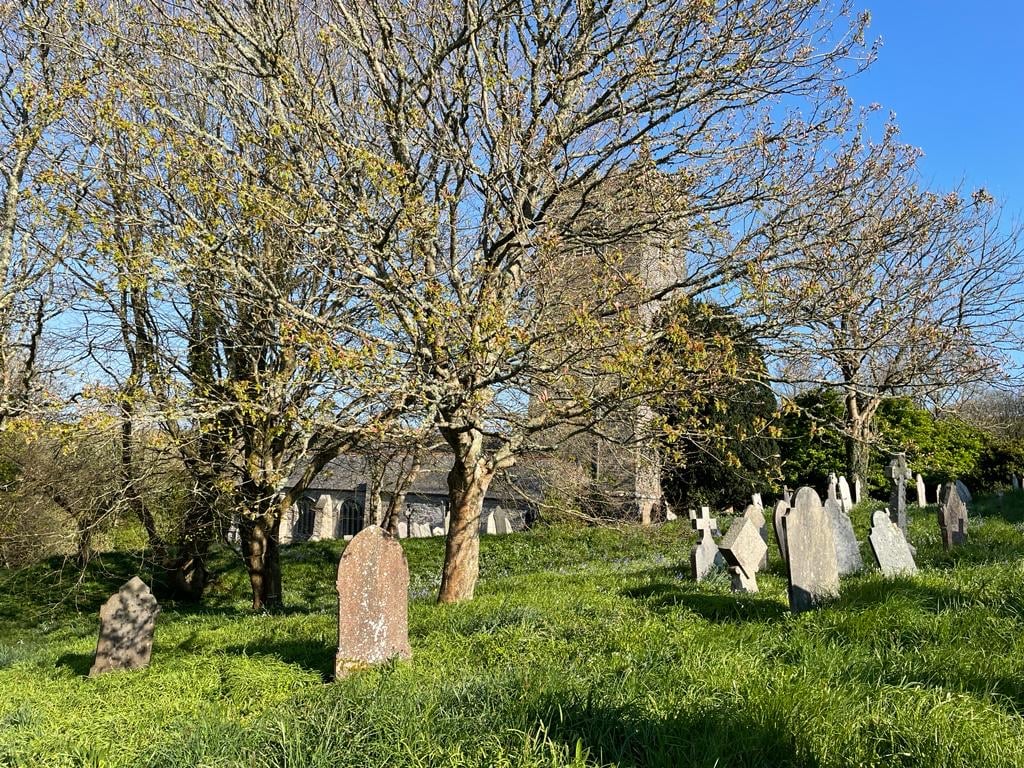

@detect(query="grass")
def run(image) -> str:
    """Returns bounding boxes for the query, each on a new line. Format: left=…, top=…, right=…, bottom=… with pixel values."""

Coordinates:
left=3, top=494, right=1024, bottom=767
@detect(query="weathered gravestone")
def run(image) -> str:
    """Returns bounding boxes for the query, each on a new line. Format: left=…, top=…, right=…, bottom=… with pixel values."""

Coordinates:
left=719, top=517, right=767, bottom=593
left=90, top=577, right=160, bottom=677
left=665, top=509, right=678, bottom=521
left=955, top=479, right=973, bottom=503
left=915, top=474, right=927, bottom=507
left=335, top=526, right=411, bottom=678
left=396, top=520, right=409, bottom=539
left=885, top=453, right=912, bottom=535
left=751, top=493, right=763, bottom=509
left=311, top=494, right=336, bottom=541
left=743, top=504, right=769, bottom=569
left=838, top=476, right=853, bottom=513
left=690, top=506, right=725, bottom=581
left=782, top=486, right=793, bottom=504
left=782, top=487, right=840, bottom=613
left=853, top=477, right=862, bottom=505
left=1013, top=474, right=1020, bottom=492
left=827, top=473, right=839, bottom=503
left=493, top=508, right=511, bottom=535
left=824, top=495, right=863, bottom=575
left=938, top=483, right=969, bottom=549
left=772, top=499, right=791, bottom=565
left=483, top=511, right=497, bottom=535
left=868, top=510, right=917, bottom=577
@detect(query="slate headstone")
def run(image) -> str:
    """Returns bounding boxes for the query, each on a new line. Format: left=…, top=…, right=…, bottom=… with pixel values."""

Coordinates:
left=90, top=577, right=160, bottom=676
left=335, top=526, right=411, bottom=678
left=772, top=499, right=791, bottom=565
left=938, top=483, right=969, bottom=549
left=955, top=479, right=972, bottom=503
left=782, top=487, right=840, bottom=613
left=915, top=474, right=927, bottom=507
left=719, top=517, right=767, bottom=593
left=690, top=506, right=725, bottom=581
left=742, top=503, right=769, bottom=570
left=825, top=496, right=863, bottom=575
left=885, top=452, right=912, bottom=534
left=838, top=476, right=853, bottom=513
left=868, top=510, right=918, bottom=577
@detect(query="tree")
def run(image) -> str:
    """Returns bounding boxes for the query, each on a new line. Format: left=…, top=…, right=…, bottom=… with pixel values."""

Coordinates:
left=752, top=119, right=1024, bottom=490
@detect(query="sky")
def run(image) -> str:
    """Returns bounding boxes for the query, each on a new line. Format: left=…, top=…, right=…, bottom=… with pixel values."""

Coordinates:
left=844, top=2, right=1024, bottom=217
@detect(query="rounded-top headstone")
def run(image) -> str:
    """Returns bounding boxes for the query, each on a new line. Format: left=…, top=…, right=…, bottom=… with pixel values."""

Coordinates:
left=90, top=576, right=160, bottom=677
left=335, top=526, right=411, bottom=678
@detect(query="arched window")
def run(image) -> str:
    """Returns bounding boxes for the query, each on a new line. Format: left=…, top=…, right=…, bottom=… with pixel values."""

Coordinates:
left=337, top=499, right=364, bottom=537
left=294, top=497, right=316, bottom=542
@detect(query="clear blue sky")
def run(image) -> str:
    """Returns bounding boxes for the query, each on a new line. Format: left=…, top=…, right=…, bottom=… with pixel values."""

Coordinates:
left=845, top=2, right=1024, bottom=216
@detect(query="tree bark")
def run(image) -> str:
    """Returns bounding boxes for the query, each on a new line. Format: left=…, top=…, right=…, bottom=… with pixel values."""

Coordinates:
left=437, top=433, right=494, bottom=604
left=164, top=485, right=216, bottom=602
left=844, top=390, right=876, bottom=493
left=240, top=513, right=282, bottom=611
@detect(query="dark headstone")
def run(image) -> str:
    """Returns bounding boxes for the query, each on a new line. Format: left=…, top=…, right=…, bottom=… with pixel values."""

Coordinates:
left=772, top=499, right=791, bottom=564
left=954, top=479, right=972, bottom=503
left=868, top=510, right=917, bottom=576
left=783, top=487, right=840, bottom=613
left=335, top=526, right=411, bottom=678
left=938, top=483, right=969, bottom=549
left=719, top=517, right=767, bottom=593
left=885, top=452, right=912, bottom=534
left=825, top=496, right=863, bottom=575
left=90, top=577, right=160, bottom=677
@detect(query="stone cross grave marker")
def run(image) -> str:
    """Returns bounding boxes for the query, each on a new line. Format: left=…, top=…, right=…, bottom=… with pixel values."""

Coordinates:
left=938, top=483, right=969, bottom=549
left=868, top=510, right=917, bottom=577
left=90, top=577, right=160, bottom=677
left=824, top=495, right=863, bottom=575
left=885, top=452, right=912, bottom=535
left=690, top=506, right=724, bottom=581
left=772, top=499, right=791, bottom=564
left=743, top=503, right=769, bottom=570
left=782, top=487, right=840, bottom=613
left=719, top=517, right=767, bottom=593
left=915, top=474, right=927, bottom=507
left=335, top=526, right=411, bottom=679
left=838, top=476, right=853, bottom=512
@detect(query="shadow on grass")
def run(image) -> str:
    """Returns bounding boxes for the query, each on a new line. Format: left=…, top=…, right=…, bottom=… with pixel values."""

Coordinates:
left=621, top=576, right=789, bottom=623
left=534, top=700, right=817, bottom=768
left=54, top=652, right=93, bottom=677
left=223, top=639, right=335, bottom=681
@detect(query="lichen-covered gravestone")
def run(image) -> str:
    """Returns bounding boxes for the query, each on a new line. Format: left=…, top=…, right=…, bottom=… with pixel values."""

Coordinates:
left=742, top=503, right=769, bottom=570
left=690, top=506, right=725, bottom=581
left=915, top=474, right=927, bottom=507
left=868, top=510, right=917, bottom=577
left=772, top=499, right=790, bottom=565
left=824, top=495, right=863, bottom=575
left=335, top=526, right=412, bottom=679
left=838, top=476, right=853, bottom=512
left=938, top=483, right=969, bottom=549
left=782, top=487, right=840, bottom=613
left=885, top=452, right=912, bottom=534
left=719, top=518, right=767, bottom=593
left=89, top=577, right=160, bottom=677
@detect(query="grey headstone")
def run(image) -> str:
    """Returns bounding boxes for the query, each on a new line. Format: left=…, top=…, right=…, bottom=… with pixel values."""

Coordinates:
left=751, top=493, right=763, bottom=509
left=915, top=474, right=927, bottom=507
left=742, top=503, right=769, bottom=570
left=772, top=499, right=790, bottom=564
left=827, top=473, right=838, bottom=502
left=825, top=496, right=863, bottom=575
left=838, top=476, right=853, bottom=512
left=885, top=453, right=912, bottom=535
left=938, top=483, right=968, bottom=548
left=782, top=486, right=793, bottom=504
left=1013, top=474, right=1020, bottom=492
left=853, top=478, right=862, bottom=505
left=954, top=479, right=972, bottom=503
left=493, top=508, right=511, bottom=535
left=868, top=510, right=918, bottom=576
left=935, top=483, right=942, bottom=504
left=311, top=494, right=336, bottom=541
left=90, top=577, right=160, bottom=676
left=782, top=487, right=840, bottom=613
left=484, top=512, right=497, bottom=535
left=396, top=521, right=408, bottom=539
left=690, top=506, right=725, bottom=581
left=719, top=517, right=767, bottom=593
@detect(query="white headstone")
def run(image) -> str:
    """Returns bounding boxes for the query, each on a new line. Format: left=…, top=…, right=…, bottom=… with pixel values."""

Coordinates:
left=838, top=476, right=853, bottom=512
left=868, top=510, right=917, bottom=577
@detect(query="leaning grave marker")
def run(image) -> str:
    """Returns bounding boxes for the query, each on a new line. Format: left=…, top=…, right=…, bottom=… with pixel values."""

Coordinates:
left=719, top=517, right=767, bottom=593
left=783, top=487, right=840, bottom=613
left=868, top=510, right=917, bottom=577
left=824, top=494, right=863, bottom=575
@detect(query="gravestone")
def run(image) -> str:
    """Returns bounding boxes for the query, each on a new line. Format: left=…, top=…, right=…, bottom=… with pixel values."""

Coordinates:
left=824, top=496, right=863, bottom=575
left=935, top=483, right=942, bottom=505
left=396, top=521, right=408, bottom=539
left=868, top=510, right=917, bottom=577
left=719, top=517, right=767, bottom=593
left=782, top=487, right=840, bottom=613
left=335, top=526, right=411, bottom=678
left=853, top=477, right=862, bottom=505
left=827, top=473, right=838, bottom=503
left=955, top=479, right=972, bottom=503
left=838, top=476, right=853, bottom=513
left=1013, top=474, right=1020, bottom=492
left=493, top=508, right=511, bottom=535
left=743, top=504, right=769, bottom=570
left=311, top=494, right=335, bottom=541
left=782, top=486, right=793, bottom=504
left=885, top=453, right=912, bottom=535
left=90, top=577, right=160, bottom=676
left=665, top=509, right=678, bottom=521
left=690, top=506, right=725, bottom=581
left=772, top=499, right=791, bottom=564
left=483, top=512, right=497, bottom=535
left=915, top=474, right=927, bottom=507
left=751, top=493, right=763, bottom=509
left=938, top=483, right=969, bottom=549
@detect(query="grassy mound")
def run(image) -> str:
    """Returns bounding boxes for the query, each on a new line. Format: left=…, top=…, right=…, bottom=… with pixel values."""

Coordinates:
left=3, top=495, right=1024, bottom=767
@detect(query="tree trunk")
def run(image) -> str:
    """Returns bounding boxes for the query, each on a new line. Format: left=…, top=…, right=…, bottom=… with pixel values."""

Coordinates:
left=844, top=391, right=875, bottom=493
left=163, top=481, right=217, bottom=602
left=120, top=401, right=162, bottom=555
left=437, top=435, right=494, bottom=604
left=240, top=513, right=282, bottom=611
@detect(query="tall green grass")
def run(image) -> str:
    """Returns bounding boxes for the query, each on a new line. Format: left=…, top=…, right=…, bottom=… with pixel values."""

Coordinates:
left=3, top=496, right=1024, bottom=767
